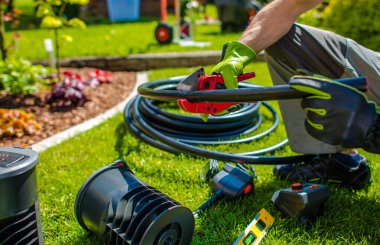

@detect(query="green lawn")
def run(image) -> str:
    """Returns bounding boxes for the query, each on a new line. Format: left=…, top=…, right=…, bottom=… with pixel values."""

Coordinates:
left=9, top=21, right=241, bottom=60
left=6, top=3, right=241, bottom=60
left=36, top=63, right=380, bottom=244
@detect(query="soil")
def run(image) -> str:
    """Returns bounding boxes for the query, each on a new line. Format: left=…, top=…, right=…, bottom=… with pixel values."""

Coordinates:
left=0, top=68, right=136, bottom=147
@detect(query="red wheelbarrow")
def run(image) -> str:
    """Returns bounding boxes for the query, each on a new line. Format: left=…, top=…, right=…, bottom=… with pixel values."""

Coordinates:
left=154, top=0, right=191, bottom=44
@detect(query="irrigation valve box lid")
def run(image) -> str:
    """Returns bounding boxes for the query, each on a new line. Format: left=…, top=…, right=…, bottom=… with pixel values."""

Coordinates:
left=0, top=146, right=43, bottom=244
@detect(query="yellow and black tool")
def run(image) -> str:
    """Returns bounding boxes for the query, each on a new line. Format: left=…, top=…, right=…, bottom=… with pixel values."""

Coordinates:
left=233, top=208, right=275, bottom=245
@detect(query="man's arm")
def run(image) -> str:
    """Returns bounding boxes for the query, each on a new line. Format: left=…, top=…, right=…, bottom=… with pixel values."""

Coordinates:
left=204, top=0, right=323, bottom=121
left=239, top=0, right=323, bottom=53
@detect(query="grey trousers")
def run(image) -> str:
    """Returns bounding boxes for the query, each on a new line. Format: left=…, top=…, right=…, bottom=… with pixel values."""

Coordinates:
left=264, top=23, right=380, bottom=154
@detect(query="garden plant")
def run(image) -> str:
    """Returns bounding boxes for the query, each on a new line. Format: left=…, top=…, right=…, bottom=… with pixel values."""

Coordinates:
left=35, top=0, right=88, bottom=74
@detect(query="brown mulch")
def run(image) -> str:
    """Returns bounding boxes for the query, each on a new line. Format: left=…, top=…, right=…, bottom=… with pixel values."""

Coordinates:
left=0, top=68, right=136, bottom=147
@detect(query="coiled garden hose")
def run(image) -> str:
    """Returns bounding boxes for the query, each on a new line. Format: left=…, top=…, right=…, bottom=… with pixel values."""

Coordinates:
left=124, top=77, right=315, bottom=164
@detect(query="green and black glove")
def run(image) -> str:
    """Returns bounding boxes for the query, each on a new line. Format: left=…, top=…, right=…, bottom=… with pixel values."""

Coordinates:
left=290, top=75, right=380, bottom=154
left=201, top=41, right=256, bottom=121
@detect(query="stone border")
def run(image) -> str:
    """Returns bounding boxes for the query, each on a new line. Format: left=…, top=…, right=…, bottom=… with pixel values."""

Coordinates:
left=32, top=72, right=148, bottom=153
left=33, top=51, right=265, bottom=71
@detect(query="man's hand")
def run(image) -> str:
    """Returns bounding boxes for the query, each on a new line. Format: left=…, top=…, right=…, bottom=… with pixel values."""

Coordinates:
left=200, top=41, right=256, bottom=122
left=290, top=75, right=378, bottom=150
left=211, top=41, right=256, bottom=89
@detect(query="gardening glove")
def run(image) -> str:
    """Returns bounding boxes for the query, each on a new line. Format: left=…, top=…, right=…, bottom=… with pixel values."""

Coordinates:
left=290, top=75, right=380, bottom=154
left=211, top=41, right=256, bottom=89
left=201, top=41, right=256, bottom=122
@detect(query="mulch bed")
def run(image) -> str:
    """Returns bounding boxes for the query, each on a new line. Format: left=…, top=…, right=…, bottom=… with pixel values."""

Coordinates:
left=0, top=68, right=136, bottom=147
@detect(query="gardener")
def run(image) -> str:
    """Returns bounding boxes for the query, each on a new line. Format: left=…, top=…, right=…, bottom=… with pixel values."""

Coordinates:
left=211, top=0, right=380, bottom=189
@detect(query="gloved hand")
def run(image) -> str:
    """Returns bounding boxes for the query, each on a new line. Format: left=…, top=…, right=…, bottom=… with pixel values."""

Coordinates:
left=211, top=41, right=256, bottom=89
left=290, top=75, right=380, bottom=152
left=201, top=41, right=256, bottom=122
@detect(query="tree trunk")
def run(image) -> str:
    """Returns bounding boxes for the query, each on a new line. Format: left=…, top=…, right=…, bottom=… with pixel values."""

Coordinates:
left=0, top=9, right=7, bottom=61
left=6, top=0, right=14, bottom=12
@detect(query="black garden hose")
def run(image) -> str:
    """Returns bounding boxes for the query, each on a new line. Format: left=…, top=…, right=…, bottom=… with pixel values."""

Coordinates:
left=137, top=76, right=367, bottom=103
left=124, top=77, right=316, bottom=164
left=126, top=76, right=367, bottom=164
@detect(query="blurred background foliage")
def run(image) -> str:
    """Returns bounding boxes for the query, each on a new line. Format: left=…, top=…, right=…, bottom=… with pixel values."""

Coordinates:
left=4, top=0, right=379, bottom=61
left=298, top=0, right=380, bottom=51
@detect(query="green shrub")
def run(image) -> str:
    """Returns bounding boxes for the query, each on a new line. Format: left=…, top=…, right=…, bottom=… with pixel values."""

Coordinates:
left=297, top=3, right=327, bottom=27
left=323, top=0, right=380, bottom=51
left=0, top=59, right=50, bottom=94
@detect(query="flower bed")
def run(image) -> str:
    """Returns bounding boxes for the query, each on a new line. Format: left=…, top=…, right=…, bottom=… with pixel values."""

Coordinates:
left=0, top=68, right=136, bottom=147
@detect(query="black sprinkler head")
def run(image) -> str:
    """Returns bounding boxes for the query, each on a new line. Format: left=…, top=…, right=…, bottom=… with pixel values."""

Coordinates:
left=74, top=160, right=195, bottom=244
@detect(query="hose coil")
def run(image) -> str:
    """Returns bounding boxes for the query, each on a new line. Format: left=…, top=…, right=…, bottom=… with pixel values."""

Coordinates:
left=124, top=77, right=313, bottom=164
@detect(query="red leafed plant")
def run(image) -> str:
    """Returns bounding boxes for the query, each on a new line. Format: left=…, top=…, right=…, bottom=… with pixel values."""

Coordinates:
left=46, top=69, right=112, bottom=108
left=46, top=71, right=87, bottom=107
left=87, top=69, right=113, bottom=86
left=0, top=109, right=41, bottom=138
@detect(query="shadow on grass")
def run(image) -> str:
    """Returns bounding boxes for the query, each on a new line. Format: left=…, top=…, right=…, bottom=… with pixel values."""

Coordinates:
left=127, top=41, right=173, bottom=55
left=114, top=122, right=145, bottom=159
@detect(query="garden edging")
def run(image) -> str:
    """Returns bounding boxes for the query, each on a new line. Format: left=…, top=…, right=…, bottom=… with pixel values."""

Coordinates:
left=31, top=72, right=148, bottom=153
